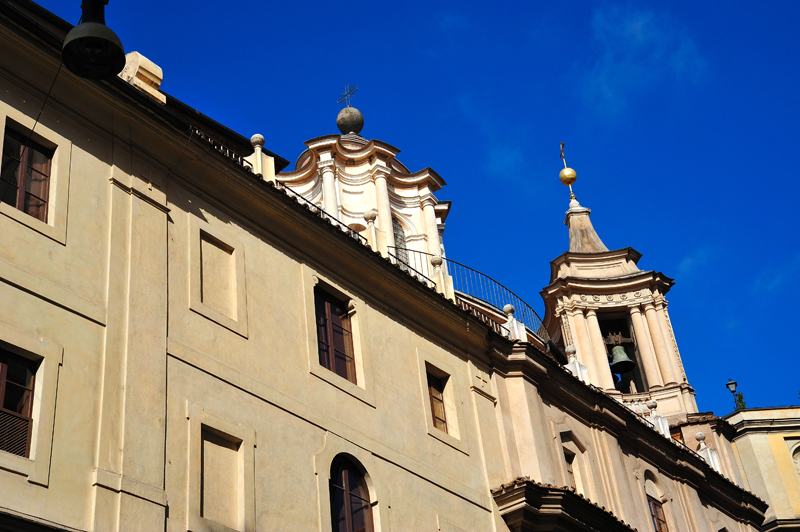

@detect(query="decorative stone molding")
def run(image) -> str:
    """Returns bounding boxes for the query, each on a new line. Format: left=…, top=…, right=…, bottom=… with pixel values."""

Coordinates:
left=118, top=52, right=166, bottom=104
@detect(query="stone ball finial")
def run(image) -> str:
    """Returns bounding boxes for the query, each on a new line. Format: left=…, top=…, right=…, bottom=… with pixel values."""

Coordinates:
left=250, top=134, right=265, bottom=148
left=646, top=400, right=658, bottom=411
left=430, top=255, right=443, bottom=267
left=695, top=432, right=706, bottom=442
left=337, top=107, right=364, bottom=135
left=503, top=304, right=515, bottom=316
left=363, top=209, right=378, bottom=223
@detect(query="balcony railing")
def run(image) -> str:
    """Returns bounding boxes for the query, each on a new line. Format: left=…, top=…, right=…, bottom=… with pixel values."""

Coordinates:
left=388, top=247, right=549, bottom=341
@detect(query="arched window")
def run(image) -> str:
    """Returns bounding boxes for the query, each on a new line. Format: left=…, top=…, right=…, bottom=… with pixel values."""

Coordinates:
left=330, top=456, right=374, bottom=532
left=392, top=217, right=409, bottom=270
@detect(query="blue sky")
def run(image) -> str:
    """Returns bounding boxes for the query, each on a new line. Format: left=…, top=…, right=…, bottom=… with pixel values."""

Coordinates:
left=38, top=1, right=800, bottom=415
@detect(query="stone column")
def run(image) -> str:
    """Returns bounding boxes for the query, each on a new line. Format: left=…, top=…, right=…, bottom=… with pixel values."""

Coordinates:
left=644, top=302, right=676, bottom=385
left=629, top=305, right=663, bottom=388
left=374, top=170, right=394, bottom=257
left=422, top=196, right=441, bottom=256
left=319, top=160, right=338, bottom=219
left=656, top=302, right=686, bottom=383
left=585, top=309, right=615, bottom=390
left=571, top=309, right=600, bottom=386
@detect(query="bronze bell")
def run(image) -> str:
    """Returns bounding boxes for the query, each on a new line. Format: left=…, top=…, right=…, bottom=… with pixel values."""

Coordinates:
left=610, top=345, right=635, bottom=374
left=62, top=0, right=126, bottom=80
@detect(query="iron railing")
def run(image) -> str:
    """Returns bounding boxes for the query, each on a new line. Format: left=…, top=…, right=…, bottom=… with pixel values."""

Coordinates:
left=273, top=181, right=368, bottom=246
left=387, top=249, right=436, bottom=289
left=190, top=127, right=254, bottom=171
left=388, top=247, right=549, bottom=341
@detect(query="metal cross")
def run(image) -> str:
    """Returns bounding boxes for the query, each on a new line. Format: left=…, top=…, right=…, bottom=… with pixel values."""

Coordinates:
left=337, top=84, right=358, bottom=107
left=560, top=142, right=567, bottom=169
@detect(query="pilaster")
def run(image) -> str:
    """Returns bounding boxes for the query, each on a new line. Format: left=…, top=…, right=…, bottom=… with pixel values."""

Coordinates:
left=318, top=159, right=337, bottom=219
left=93, top=156, right=168, bottom=530
left=373, top=169, right=394, bottom=257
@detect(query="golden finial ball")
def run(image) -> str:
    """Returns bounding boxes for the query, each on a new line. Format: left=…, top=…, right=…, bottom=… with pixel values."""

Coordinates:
left=559, top=167, right=577, bottom=186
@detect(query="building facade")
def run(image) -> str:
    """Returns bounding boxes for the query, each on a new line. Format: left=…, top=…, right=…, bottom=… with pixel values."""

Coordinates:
left=0, top=2, right=793, bottom=531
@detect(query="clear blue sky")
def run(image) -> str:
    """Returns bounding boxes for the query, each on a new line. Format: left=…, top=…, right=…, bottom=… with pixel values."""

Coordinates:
left=38, top=1, right=800, bottom=416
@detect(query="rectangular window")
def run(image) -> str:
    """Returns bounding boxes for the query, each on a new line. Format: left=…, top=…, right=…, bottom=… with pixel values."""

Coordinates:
left=564, top=450, right=576, bottom=489
left=648, top=496, right=669, bottom=532
left=427, top=373, right=448, bottom=433
left=1, top=127, right=53, bottom=222
left=315, top=288, right=356, bottom=384
left=0, top=348, right=37, bottom=458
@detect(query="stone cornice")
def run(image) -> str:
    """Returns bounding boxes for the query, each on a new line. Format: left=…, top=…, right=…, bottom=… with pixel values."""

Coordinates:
left=547, top=247, right=643, bottom=282
left=492, top=477, right=637, bottom=532
left=488, top=343, right=768, bottom=526
left=279, top=140, right=445, bottom=192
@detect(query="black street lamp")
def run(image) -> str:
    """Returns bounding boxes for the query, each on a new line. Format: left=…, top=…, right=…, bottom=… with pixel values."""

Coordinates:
left=62, top=0, right=125, bottom=80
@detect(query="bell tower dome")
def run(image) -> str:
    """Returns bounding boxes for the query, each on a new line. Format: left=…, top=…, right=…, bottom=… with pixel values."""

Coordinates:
left=541, top=155, right=697, bottom=424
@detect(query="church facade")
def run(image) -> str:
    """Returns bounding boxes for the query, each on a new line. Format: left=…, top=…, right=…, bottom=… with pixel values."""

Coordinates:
left=0, top=2, right=795, bottom=531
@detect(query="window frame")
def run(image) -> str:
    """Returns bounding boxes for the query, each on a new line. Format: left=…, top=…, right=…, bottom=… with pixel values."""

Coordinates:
left=0, top=111, right=70, bottom=244
left=315, top=287, right=356, bottom=384
left=1, top=126, right=53, bottom=222
left=0, top=324, right=61, bottom=488
left=563, top=449, right=576, bottom=489
left=427, top=372, right=448, bottom=434
left=302, top=267, right=375, bottom=407
left=329, top=456, right=374, bottom=532
left=647, top=495, right=669, bottom=532
left=416, top=352, right=468, bottom=454
left=0, top=349, right=38, bottom=458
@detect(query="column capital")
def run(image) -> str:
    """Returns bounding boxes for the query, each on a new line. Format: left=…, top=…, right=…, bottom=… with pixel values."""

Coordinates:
left=568, top=307, right=586, bottom=317
left=372, top=167, right=390, bottom=181
left=421, top=193, right=438, bottom=208
left=317, top=159, right=335, bottom=170
left=584, top=308, right=598, bottom=317
left=643, top=302, right=656, bottom=312
left=628, top=305, right=643, bottom=315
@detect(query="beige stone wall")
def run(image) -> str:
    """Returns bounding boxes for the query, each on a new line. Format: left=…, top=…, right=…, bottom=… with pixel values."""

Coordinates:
left=728, top=408, right=800, bottom=526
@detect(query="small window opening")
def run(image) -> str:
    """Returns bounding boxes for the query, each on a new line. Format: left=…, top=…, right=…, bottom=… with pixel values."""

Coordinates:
left=427, top=372, right=448, bottom=433
left=647, top=496, right=669, bottom=532
left=564, top=449, right=576, bottom=489
left=0, top=348, right=38, bottom=457
left=315, top=287, right=356, bottom=384
left=1, top=126, right=53, bottom=222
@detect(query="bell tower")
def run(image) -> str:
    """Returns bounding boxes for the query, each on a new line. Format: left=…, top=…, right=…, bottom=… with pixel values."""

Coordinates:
left=540, top=152, right=697, bottom=424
